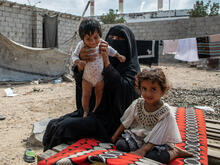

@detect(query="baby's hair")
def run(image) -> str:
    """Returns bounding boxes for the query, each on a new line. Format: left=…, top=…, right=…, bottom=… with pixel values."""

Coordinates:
left=135, top=68, right=170, bottom=95
left=79, top=18, right=102, bottom=40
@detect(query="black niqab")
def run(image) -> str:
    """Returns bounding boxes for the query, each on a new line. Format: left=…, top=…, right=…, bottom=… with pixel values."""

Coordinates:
left=106, top=25, right=140, bottom=78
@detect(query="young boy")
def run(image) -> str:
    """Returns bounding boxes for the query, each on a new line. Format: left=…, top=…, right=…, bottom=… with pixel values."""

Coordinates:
left=72, top=19, right=126, bottom=117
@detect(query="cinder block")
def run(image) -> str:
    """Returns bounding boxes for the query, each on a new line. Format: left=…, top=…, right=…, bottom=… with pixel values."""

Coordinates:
left=5, top=6, right=12, bottom=12
left=3, top=11, right=10, bottom=17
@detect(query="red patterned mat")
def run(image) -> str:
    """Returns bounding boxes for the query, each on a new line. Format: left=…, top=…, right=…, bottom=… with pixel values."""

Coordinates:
left=170, top=108, right=208, bottom=165
left=38, top=138, right=160, bottom=165
left=38, top=108, right=207, bottom=165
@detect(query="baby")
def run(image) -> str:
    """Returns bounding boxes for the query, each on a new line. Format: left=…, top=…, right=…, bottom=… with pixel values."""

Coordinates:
left=72, top=19, right=126, bottom=117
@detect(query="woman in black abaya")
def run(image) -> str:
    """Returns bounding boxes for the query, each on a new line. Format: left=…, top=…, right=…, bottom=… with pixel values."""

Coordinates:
left=43, top=25, right=140, bottom=151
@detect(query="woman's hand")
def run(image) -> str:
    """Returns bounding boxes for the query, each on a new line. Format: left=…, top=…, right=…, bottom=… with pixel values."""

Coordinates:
left=130, top=148, right=146, bottom=157
left=99, top=40, right=110, bottom=68
left=77, top=60, right=86, bottom=72
left=79, top=46, right=97, bottom=62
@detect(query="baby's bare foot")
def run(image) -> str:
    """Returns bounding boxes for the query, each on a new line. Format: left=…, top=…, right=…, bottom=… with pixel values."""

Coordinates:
left=83, top=112, right=88, bottom=118
left=92, top=108, right=96, bottom=113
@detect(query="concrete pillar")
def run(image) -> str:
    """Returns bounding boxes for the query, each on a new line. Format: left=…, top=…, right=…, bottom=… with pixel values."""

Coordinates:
left=32, top=9, right=38, bottom=47
left=90, top=0, right=94, bottom=16
left=32, top=9, right=43, bottom=48
left=119, top=0, right=123, bottom=14
left=158, top=0, right=163, bottom=11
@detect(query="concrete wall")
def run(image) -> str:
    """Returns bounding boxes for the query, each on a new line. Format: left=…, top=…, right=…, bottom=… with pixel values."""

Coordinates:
left=0, top=2, right=33, bottom=46
left=102, top=16, right=220, bottom=41
left=57, top=15, right=80, bottom=53
left=0, top=1, right=80, bottom=52
left=0, top=1, right=220, bottom=54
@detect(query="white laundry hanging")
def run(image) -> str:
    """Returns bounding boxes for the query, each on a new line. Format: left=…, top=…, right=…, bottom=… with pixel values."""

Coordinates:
left=162, top=40, right=178, bottom=55
left=174, top=38, right=199, bottom=62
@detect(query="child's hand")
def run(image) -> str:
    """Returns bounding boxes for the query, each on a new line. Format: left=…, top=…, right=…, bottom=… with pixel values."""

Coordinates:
left=118, top=55, right=126, bottom=62
left=116, top=53, right=126, bottom=63
left=99, top=41, right=110, bottom=67
left=111, top=135, right=117, bottom=144
left=77, top=60, right=86, bottom=71
left=99, top=41, right=109, bottom=57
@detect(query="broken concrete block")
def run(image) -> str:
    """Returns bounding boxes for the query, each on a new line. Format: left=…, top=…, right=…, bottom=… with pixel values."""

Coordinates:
left=28, top=118, right=52, bottom=147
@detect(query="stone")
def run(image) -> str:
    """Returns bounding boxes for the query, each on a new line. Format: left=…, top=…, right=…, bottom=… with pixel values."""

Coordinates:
left=0, top=115, right=6, bottom=120
left=28, top=118, right=52, bottom=147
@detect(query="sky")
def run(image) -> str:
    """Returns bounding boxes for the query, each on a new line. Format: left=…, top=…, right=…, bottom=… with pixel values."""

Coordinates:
left=7, top=0, right=220, bottom=16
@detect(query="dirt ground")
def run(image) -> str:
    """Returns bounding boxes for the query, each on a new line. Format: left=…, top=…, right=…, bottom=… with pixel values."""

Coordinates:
left=0, top=63, right=220, bottom=165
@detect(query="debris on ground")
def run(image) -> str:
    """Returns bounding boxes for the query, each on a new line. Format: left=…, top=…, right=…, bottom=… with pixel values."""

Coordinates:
left=0, top=115, right=6, bottom=120
left=4, top=88, right=19, bottom=97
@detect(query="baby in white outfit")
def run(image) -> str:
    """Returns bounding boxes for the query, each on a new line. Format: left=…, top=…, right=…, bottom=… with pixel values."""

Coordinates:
left=72, top=19, right=126, bottom=117
left=73, top=40, right=119, bottom=86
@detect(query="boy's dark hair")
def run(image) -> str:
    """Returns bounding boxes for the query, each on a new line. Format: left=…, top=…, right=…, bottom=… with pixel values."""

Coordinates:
left=78, top=18, right=102, bottom=40
left=135, top=68, right=170, bottom=95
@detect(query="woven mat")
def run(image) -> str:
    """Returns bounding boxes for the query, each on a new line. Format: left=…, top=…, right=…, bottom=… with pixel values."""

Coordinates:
left=38, top=108, right=207, bottom=165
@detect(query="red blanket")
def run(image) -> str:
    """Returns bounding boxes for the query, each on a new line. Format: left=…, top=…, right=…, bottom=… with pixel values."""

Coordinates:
left=38, top=108, right=207, bottom=165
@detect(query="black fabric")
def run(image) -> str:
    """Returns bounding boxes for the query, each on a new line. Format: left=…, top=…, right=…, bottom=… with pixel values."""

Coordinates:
left=107, top=38, right=129, bottom=60
left=145, top=145, right=170, bottom=164
left=107, top=29, right=126, bottom=39
left=105, top=25, right=140, bottom=79
left=115, top=138, right=130, bottom=152
left=43, top=25, right=140, bottom=151
left=115, top=135, right=139, bottom=152
left=115, top=141, right=170, bottom=164
left=137, top=40, right=159, bottom=66
left=43, top=15, right=58, bottom=48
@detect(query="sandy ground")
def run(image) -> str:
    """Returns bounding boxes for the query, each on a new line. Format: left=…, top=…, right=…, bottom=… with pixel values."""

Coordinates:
left=0, top=63, right=220, bottom=165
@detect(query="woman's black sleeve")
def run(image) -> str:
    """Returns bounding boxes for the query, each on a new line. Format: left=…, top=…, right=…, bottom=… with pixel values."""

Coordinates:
left=72, top=65, right=83, bottom=111
left=103, top=64, right=137, bottom=87
left=103, top=64, right=139, bottom=115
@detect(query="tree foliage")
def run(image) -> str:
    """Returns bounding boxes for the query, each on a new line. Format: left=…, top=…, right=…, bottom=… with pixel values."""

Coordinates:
left=188, top=0, right=219, bottom=17
left=209, top=2, right=220, bottom=16
left=99, top=9, right=126, bottom=24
